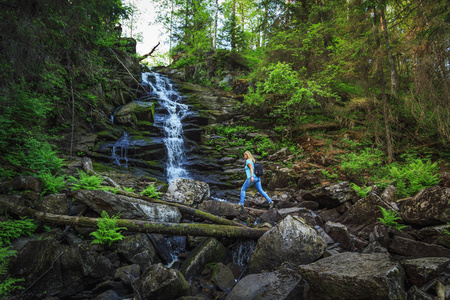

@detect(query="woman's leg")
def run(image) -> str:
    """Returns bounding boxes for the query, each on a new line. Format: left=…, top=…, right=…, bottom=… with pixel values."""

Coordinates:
left=255, top=179, right=272, bottom=203
left=240, top=178, right=253, bottom=205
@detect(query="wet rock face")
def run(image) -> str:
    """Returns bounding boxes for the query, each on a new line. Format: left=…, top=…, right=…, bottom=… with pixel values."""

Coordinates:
left=247, top=215, right=326, bottom=274
left=163, top=178, right=210, bottom=207
left=298, top=252, right=407, bottom=300
left=133, top=263, right=189, bottom=300
left=399, top=186, right=450, bottom=226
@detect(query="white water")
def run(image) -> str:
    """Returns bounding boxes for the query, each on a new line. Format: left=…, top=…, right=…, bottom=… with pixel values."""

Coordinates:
left=142, top=72, right=190, bottom=183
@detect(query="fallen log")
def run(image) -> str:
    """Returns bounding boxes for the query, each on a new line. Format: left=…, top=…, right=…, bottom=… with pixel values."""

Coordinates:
left=0, top=200, right=267, bottom=239
left=116, top=190, right=248, bottom=228
left=139, top=42, right=160, bottom=61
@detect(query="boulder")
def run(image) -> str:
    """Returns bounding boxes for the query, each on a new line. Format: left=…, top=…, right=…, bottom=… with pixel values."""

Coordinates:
left=133, top=263, right=189, bottom=300
left=247, top=215, right=325, bottom=274
left=399, top=186, right=450, bottom=226
left=164, top=178, right=210, bottom=207
left=72, top=190, right=182, bottom=223
left=209, top=262, right=236, bottom=293
left=181, top=237, right=226, bottom=281
left=115, top=264, right=141, bottom=285
left=9, top=238, right=114, bottom=298
left=114, top=100, right=154, bottom=126
left=339, top=193, right=391, bottom=235
left=117, top=233, right=160, bottom=270
left=226, top=268, right=305, bottom=300
left=303, top=182, right=356, bottom=209
left=400, top=257, right=450, bottom=286
left=298, top=252, right=406, bottom=300
left=417, top=225, right=450, bottom=248
left=198, top=200, right=242, bottom=218
left=388, top=236, right=450, bottom=258
left=37, top=193, right=72, bottom=215
left=324, top=221, right=353, bottom=251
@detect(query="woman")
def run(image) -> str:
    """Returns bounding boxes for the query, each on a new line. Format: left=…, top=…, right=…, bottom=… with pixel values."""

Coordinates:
left=240, top=151, right=274, bottom=208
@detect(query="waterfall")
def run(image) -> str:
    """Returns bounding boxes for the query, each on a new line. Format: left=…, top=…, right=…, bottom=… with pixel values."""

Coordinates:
left=142, top=72, right=190, bottom=183
left=112, top=131, right=130, bottom=167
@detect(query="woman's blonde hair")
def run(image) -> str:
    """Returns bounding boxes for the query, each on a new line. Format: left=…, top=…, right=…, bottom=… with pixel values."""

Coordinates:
left=244, top=151, right=256, bottom=163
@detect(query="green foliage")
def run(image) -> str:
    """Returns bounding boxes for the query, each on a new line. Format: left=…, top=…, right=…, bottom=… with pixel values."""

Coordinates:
left=39, top=172, right=66, bottom=195
left=322, top=170, right=338, bottom=180
left=123, top=187, right=135, bottom=193
left=340, top=148, right=384, bottom=178
left=141, top=184, right=161, bottom=198
left=68, top=170, right=104, bottom=191
left=0, top=217, right=38, bottom=247
left=444, top=222, right=450, bottom=235
left=377, top=206, right=407, bottom=231
left=389, top=157, right=440, bottom=198
left=243, top=87, right=266, bottom=106
left=350, top=183, right=371, bottom=198
left=0, top=218, right=37, bottom=296
left=90, top=211, right=126, bottom=247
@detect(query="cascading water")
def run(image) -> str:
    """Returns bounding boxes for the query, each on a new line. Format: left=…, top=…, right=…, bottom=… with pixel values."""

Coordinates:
left=112, top=131, right=130, bottom=167
left=142, top=72, right=191, bottom=183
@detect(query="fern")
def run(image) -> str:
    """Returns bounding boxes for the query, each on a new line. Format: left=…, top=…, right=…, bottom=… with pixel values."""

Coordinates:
left=90, top=211, right=126, bottom=247
left=140, top=184, right=161, bottom=198
left=39, top=171, right=66, bottom=195
left=68, top=170, right=104, bottom=190
left=350, top=183, right=371, bottom=198
left=377, top=206, right=407, bottom=231
left=0, top=217, right=38, bottom=247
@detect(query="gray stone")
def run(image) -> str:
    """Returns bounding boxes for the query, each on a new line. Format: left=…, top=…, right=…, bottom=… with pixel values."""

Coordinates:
left=117, top=233, right=160, bottom=270
left=399, top=186, right=450, bottom=226
left=303, top=182, right=356, bottom=208
left=400, top=257, right=450, bottom=286
left=133, top=263, right=189, bottom=300
left=298, top=252, right=406, bottom=300
left=115, top=264, right=141, bottom=284
left=181, top=237, right=226, bottom=281
left=115, top=100, right=154, bottom=126
left=324, top=221, right=352, bottom=250
left=210, top=262, right=236, bottom=293
left=388, top=236, right=450, bottom=258
left=38, top=193, right=72, bottom=215
left=164, top=178, right=210, bottom=207
left=247, top=215, right=325, bottom=274
left=198, top=200, right=242, bottom=218
left=226, top=268, right=305, bottom=300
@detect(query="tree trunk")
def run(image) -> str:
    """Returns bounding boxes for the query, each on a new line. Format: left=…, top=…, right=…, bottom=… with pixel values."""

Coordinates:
left=0, top=200, right=268, bottom=240
left=380, top=7, right=397, bottom=97
left=374, top=8, right=394, bottom=163
left=116, top=190, right=247, bottom=228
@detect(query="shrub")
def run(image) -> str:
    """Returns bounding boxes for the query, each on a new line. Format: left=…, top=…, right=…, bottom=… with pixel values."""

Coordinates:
left=340, top=148, right=384, bottom=178
left=90, top=211, right=126, bottom=247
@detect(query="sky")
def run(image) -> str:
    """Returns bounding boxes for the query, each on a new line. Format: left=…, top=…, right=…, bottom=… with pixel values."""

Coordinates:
left=122, top=0, right=170, bottom=62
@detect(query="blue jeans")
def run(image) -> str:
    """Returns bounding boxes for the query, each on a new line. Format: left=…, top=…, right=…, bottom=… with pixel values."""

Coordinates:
left=240, top=177, right=272, bottom=205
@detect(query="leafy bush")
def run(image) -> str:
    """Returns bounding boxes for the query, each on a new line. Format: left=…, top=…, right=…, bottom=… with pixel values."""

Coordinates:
left=90, top=211, right=126, bottom=247
left=68, top=170, right=104, bottom=191
left=377, top=206, right=407, bottom=230
left=389, top=158, right=440, bottom=198
left=141, top=184, right=161, bottom=198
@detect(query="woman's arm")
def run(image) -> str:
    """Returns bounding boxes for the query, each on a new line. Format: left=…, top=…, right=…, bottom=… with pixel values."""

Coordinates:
left=248, top=162, right=254, bottom=181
